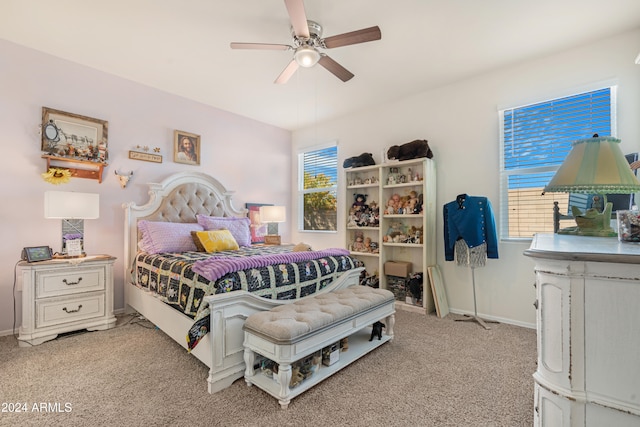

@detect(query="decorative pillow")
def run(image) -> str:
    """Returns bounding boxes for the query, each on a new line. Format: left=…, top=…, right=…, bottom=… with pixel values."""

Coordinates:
left=138, top=221, right=203, bottom=254
left=191, top=230, right=239, bottom=253
left=196, top=215, right=251, bottom=247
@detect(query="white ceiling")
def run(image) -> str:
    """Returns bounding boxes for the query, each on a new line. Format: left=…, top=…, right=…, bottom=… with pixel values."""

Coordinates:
left=1, top=0, right=639, bottom=131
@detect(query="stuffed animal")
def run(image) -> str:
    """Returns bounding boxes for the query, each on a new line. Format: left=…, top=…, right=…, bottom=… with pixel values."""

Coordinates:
left=369, top=321, right=385, bottom=341
left=293, top=242, right=312, bottom=252
left=406, top=191, right=419, bottom=214
left=387, top=139, right=433, bottom=161
left=368, top=202, right=380, bottom=226
left=343, top=152, right=375, bottom=168
left=383, top=221, right=404, bottom=242
left=360, top=270, right=380, bottom=288
left=352, top=193, right=368, bottom=212
left=407, top=225, right=423, bottom=244
left=408, top=273, right=423, bottom=303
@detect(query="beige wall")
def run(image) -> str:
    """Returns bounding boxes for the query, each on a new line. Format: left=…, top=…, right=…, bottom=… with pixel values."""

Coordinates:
left=0, top=40, right=291, bottom=334
left=290, top=29, right=640, bottom=328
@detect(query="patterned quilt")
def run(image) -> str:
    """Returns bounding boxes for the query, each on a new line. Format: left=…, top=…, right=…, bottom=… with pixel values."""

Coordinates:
left=134, top=245, right=362, bottom=350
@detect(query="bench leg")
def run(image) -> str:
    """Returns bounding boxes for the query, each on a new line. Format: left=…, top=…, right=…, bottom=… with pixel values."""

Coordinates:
left=278, top=399, right=290, bottom=410
left=243, top=347, right=255, bottom=384
left=276, top=363, right=292, bottom=407
left=386, top=314, right=395, bottom=341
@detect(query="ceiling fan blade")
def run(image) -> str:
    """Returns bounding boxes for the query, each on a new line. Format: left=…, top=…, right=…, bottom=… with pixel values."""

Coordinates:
left=230, top=42, right=291, bottom=51
left=318, top=55, right=354, bottom=82
left=323, top=26, right=382, bottom=49
left=284, top=0, right=310, bottom=38
left=274, top=59, right=299, bottom=84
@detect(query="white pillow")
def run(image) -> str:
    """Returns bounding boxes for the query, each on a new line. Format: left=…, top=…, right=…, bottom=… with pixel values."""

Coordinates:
left=138, top=221, right=204, bottom=254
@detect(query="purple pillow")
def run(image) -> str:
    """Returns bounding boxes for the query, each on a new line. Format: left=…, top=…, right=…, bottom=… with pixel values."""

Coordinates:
left=138, top=221, right=204, bottom=254
left=196, top=215, right=251, bottom=247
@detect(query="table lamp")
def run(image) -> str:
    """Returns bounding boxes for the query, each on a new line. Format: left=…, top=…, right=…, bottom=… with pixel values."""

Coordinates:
left=44, top=191, right=100, bottom=257
left=544, top=135, right=640, bottom=236
left=259, top=205, right=286, bottom=245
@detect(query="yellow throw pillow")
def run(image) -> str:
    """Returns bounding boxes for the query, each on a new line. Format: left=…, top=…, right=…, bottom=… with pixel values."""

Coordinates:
left=191, top=229, right=239, bottom=253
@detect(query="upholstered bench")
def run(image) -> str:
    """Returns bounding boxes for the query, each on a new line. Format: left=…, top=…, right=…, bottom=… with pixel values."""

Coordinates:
left=243, top=285, right=395, bottom=409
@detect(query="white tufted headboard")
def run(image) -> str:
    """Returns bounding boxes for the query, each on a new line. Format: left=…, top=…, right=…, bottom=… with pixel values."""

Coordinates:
left=123, top=172, right=246, bottom=285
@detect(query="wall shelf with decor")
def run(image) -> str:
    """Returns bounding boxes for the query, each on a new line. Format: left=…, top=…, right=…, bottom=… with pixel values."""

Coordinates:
left=42, top=155, right=108, bottom=183
left=39, top=107, right=109, bottom=184
left=345, top=158, right=436, bottom=314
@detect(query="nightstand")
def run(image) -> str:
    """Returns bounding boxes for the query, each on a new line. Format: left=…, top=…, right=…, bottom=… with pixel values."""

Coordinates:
left=18, top=255, right=116, bottom=347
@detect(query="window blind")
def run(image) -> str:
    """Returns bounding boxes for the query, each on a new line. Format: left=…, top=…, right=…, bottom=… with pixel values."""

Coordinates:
left=299, top=144, right=338, bottom=231
left=302, top=146, right=338, bottom=189
left=500, top=87, right=614, bottom=239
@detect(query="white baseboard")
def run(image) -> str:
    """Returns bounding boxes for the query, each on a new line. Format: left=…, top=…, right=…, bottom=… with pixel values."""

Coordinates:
left=0, top=328, right=17, bottom=337
left=2, top=309, right=534, bottom=337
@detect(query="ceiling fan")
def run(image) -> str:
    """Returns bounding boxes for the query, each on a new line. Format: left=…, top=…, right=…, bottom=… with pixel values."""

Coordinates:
left=230, top=0, right=381, bottom=84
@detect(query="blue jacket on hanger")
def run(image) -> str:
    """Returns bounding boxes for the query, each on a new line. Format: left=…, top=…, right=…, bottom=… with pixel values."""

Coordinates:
left=443, top=194, right=498, bottom=261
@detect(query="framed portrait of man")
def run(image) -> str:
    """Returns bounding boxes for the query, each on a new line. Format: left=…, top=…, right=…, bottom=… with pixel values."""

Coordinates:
left=174, top=130, right=200, bottom=165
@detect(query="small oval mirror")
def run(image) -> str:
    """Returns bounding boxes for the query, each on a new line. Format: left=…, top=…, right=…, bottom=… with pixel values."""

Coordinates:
left=43, top=120, right=60, bottom=142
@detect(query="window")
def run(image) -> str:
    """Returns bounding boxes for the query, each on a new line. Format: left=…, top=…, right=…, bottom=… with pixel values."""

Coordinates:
left=298, top=144, right=338, bottom=231
left=499, top=87, right=615, bottom=239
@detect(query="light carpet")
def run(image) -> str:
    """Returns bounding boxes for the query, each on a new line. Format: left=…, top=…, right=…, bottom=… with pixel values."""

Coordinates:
left=0, top=309, right=536, bottom=427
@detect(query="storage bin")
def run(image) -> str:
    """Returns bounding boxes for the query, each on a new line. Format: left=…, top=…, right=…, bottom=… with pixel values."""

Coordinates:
left=387, top=276, right=408, bottom=301
left=322, top=342, right=340, bottom=366
left=384, top=261, right=412, bottom=277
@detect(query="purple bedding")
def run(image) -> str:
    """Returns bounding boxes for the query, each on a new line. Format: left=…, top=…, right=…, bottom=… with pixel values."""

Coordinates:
left=192, top=248, right=350, bottom=283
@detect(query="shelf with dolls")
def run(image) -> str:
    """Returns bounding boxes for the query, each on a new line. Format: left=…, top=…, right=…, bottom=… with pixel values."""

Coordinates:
left=345, top=163, right=381, bottom=261
left=344, top=157, right=436, bottom=314
left=345, top=163, right=380, bottom=189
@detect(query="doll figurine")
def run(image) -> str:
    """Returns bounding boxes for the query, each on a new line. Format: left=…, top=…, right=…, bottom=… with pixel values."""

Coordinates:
left=363, top=237, right=372, bottom=252
left=385, top=199, right=395, bottom=215
left=347, top=208, right=359, bottom=227
left=352, top=231, right=366, bottom=252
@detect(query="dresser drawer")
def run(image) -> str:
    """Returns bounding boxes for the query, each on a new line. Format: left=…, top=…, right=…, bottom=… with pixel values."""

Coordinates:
left=36, top=267, right=105, bottom=298
left=36, top=292, right=105, bottom=328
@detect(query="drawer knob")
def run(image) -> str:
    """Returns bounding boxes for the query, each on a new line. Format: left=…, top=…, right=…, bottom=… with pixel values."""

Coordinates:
left=62, top=277, right=83, bottom=286
left=533, top=300, right=539, bottom=309
left=62, top=305, right=83, bottom=314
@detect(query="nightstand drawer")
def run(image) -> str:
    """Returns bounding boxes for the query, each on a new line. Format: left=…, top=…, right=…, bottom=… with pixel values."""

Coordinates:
left=36, top=292, right=105, bottom=328
left=36, top=267, right=105, bottom=298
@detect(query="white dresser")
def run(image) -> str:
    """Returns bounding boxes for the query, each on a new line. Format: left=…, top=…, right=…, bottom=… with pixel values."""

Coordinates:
left=18, top=255, right=116, bottom=346
left=524, top=234, right=640, bottom=426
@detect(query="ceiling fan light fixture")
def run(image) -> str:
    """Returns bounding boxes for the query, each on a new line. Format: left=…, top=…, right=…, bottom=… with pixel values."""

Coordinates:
left=294, top=45, right=320, bottom=67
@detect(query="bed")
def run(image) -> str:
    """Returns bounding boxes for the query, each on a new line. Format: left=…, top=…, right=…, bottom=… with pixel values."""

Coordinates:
left=123, top=171, right=363, bottom=393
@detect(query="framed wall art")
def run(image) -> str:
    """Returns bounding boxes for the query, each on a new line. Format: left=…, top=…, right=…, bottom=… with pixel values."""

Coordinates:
left=246, top=203, right=271, bottom=244
left=41, top=107, right=109, bottom=163
left=174, top=130, right=200, bottom=165
left=129, top=151, right=162, bottom=163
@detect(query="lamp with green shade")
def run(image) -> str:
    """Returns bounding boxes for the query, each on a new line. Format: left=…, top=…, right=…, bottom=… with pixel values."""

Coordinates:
left=543, top=135, right=640, bottom=236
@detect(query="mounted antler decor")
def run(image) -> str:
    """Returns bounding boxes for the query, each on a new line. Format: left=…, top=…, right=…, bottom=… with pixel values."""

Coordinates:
left=114, top=169, right=133, bottom=188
